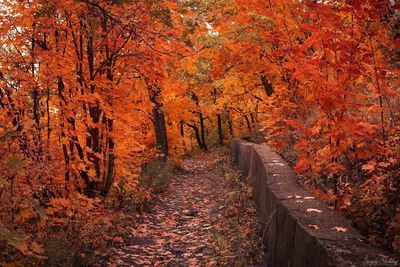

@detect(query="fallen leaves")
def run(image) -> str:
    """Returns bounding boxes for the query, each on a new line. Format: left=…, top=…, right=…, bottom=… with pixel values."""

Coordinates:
left=113, top=236, right=124, bottom=244
left=108, top=152, right=229, bottom=266
left=286, top=195, right=315, bottom=201
left=307, top=208, right=322, bottom=213
left=308, top=224, right=320, bottom=230
left=208, top=153, right=265, bottom=266
left=108, top=151, right=265, bottom=266
left=306, top=225, right=348, bottom=232
left=332, top=226, right=348, bottom=233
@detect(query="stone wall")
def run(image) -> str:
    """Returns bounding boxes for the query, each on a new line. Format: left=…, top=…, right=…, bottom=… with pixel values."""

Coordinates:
left=230, top=138, right=392, bottom=267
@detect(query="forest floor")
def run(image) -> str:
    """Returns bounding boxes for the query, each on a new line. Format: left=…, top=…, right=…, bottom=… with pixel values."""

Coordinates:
left=109, top=149, right=265, bottom=267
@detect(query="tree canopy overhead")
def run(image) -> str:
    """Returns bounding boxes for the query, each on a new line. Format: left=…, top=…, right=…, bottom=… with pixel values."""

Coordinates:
left=0, top=0, right=399, bottom=263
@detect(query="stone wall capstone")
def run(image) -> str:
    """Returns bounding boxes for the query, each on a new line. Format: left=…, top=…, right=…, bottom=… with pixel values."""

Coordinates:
left=230, top=138, right=394, bottom=267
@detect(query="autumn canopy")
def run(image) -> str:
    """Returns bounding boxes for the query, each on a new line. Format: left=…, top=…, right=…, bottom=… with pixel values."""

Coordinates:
left=0, top=0, right=399, bottom=264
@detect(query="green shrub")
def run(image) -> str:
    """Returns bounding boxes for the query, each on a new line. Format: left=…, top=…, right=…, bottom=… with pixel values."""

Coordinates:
left=107, top=177, right=153, bottom=213
left=223, top=165, right=244, bottom=185
left=44, top=230, right=100, bottom=267
left=216, top=154, right=245, bottom=185
left=44, top=232, right=74, bottom=267
left=107, top=158, right=175, bottom=213
left=140, top=157, right=175, bottom=194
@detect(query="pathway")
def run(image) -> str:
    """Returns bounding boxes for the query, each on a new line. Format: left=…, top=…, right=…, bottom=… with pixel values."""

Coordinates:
left=111, top=151, right=227, bottom=267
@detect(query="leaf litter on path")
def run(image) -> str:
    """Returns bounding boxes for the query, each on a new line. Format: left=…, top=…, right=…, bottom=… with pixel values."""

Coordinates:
left=110, top=151, right=260, bottom=266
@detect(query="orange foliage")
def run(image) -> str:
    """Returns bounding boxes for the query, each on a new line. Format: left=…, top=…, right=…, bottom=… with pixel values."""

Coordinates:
left=0, top=0, right=399, bottom=262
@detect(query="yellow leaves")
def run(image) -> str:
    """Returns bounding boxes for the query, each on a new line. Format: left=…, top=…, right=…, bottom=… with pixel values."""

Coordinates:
left=88, top=169, right=97, bottom=179
left=362, top=161, right=376, bottom=172
left=30, top=242, right=44, bottom=254
left=221, top=76, right=239, bottom=90
left=15, top=208, right=35, bottom=222
left=78, top=162, right=86, bottom=171
left=46, top=195, right=104, bottom=230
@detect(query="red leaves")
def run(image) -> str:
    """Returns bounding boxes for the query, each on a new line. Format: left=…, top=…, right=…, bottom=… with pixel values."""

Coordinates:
left=395, top=39, right=400, bottom=48
left=0, top=0, right=399, bottom=261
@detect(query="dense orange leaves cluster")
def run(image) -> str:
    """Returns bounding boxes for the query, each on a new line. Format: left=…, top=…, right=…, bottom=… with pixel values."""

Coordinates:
left=0, top=0, right=190, bottom=263
left=212, top=0, right=400, bottom=252
left=0, top=0, right=399, bottom=263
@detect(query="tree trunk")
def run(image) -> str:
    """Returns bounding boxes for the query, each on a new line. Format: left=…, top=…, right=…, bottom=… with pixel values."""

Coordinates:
left=244, top=114, right=252, bottom=135
left=147, top=83, right=169, bottom=157
left=99, top=14, right=117, bottom=197
left=187, top=123, right=206, bottom=151
left=57, top=78, right=70, bottom=184
left=260, top=74, right=275, bottom=97
left=85, top=31, right=101, bottom=196
left=153, top=107, right=169, bottom=157
left=199, top=112, right=208, bottom=151
left=227, top=111, right=234, bottom=137
left=180, top=121, right=185, bottom=137
left=217, top=114, right=223, bottom=145
left=101, top=118, right=115, bottom=196
left=58, top=77, right=87, bottom=193
left=46, top=87, right=51, bottom=154
left=31, top=34, right=42, bottom=160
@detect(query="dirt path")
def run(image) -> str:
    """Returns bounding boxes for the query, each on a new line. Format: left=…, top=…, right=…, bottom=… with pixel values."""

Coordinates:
left=111, top=151, right=227, bottom=267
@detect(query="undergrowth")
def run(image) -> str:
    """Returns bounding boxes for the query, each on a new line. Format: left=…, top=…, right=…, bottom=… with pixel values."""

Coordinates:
left=1, top=156, right=176, bottom=266
left=208, top=150, right=265, bottom=266
left=106, top=156, right=175, bottom=213
left=140, top=157, right=175, bottom=194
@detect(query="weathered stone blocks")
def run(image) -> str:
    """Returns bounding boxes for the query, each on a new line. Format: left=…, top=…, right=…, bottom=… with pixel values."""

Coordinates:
left=230, top=138, right=393, bottom=267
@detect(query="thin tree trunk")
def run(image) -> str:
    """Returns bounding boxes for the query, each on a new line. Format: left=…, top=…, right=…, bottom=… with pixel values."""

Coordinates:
left=101, top=118, right=115, bottom=196
left=31, top=33, right=42, bottom=160
left=217, top=114, right=223, bottom=145
left=46, top=87, right=51, bottom=155
left=57, top=78, right=70, bottom=184
left=199, top=112, right=208, bottom=151
left=187, top=123, right=205, bottom=151
left=153, top=108, right=169, bottom=157
left=260, top=74, right=275, bottom=97
left=147, top=83, right=169, bottom=157
left=85, top=28, right=101, bottom=196
left=58, top=77, right=88, bottom=192
left=180, top=121, right=185, bottom=137
left=227, top=111, right=234, bottom=137
left=244, top=114, right=252, bottom=135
